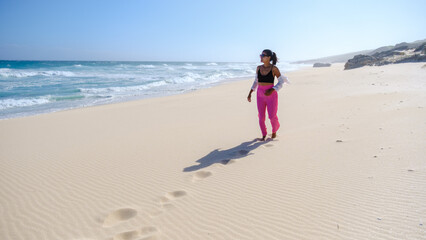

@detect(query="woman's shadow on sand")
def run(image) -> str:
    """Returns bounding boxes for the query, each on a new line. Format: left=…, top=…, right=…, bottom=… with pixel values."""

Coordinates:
left=183, top=138, right=273, bottom=172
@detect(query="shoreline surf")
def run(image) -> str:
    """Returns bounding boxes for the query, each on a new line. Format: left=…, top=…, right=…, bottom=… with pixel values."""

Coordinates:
left=0, top=60, right=309, bottom=120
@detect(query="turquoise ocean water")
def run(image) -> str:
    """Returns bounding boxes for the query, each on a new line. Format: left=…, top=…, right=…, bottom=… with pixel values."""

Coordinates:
left=0, top=60, right=308, bottom=119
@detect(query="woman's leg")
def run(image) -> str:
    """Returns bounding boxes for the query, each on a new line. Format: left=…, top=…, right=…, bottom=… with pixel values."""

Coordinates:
left=257, top=89, right=267, bottom=137
left=266, top=90, right=280, bottom=134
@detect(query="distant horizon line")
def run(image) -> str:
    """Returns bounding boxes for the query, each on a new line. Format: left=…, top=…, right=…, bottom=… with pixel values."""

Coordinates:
left=0, top=59, right=269, bottom=63
left=0, top=59, right=301, bottom=63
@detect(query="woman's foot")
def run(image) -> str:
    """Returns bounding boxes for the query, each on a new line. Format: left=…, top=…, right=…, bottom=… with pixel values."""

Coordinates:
left=271, top=132, right=277, bottom=138
left=259, top=135, right=266, bottom=141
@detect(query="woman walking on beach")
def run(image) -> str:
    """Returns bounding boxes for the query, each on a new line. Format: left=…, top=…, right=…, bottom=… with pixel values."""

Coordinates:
left=247, top=49, right=289, bottom=141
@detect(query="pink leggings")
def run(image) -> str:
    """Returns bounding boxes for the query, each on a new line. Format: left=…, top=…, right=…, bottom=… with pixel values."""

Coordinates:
left=257, top=85, right=280, bottom=136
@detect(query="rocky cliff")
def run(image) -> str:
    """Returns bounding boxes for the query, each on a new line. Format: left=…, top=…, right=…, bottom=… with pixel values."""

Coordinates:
left=344, top=40, right=426, bottom=70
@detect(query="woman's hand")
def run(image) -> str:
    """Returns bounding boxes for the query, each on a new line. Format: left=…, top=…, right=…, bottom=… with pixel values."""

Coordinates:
left=265, top=88, right=275, bottom=96
left=247, top=93, right=252, bottom=102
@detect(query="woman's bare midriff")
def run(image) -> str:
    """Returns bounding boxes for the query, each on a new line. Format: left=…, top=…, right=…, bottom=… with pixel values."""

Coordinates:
left=258, top=82, right=273, bottom=86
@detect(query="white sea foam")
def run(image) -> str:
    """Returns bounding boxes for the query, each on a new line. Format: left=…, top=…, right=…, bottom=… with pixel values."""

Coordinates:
left=136, top=64, right=156, bottom=68
left=197, top=72, right=236, bottom=85
left=182, top=63, right=198, bottom=70
left=206, top=62, right=218, bottom=66
left=79, top=80, right=168, bottom=95
left=171, top=72, right=201, bottom=84
left=0, top=97, right=51, bottom=110
left=182, top=66, right=197, bottom=70
left=0, top=68, right=75, bottom=78
left=77, top=72, right=154, bottom=80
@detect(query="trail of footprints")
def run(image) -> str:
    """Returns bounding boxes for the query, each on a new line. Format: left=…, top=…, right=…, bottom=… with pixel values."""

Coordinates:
left=91, top=142, right=274, bottom=240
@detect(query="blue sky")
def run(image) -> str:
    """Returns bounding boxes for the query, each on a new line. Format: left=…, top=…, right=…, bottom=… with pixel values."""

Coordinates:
left=0, top=0, right=425, bottom=62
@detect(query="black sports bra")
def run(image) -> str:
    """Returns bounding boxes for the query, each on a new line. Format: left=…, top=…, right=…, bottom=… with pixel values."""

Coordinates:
left=257, top=66, right=274, bottom=83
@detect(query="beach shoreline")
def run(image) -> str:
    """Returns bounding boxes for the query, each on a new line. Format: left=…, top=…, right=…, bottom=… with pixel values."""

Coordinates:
left=0, top=61, right=311, bottom=121
left=1, top=62, right=425, bottom=240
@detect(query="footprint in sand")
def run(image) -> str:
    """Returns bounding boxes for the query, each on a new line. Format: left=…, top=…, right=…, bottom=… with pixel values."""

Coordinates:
left=167, top=190, right=187, bottom=199
left=158, top=196, right=173, bottom=210
left=112, top=226, right=158, bottom=240
left=103, top=208, right=138, bottom=227
left=157, top=190, right=187, bottom=210
left=192, top=171, right=212, bottom=181
left=149, top=190, right=188, bottom=216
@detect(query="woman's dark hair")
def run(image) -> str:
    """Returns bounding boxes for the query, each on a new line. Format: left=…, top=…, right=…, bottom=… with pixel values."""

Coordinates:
left=263, top=49, right=278, bottom=65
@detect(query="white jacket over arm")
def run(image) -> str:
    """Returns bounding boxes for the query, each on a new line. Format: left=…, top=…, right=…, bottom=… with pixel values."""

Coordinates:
left=251, top=71, right=259, bottom=91
left=272, top=74, right=290, bottom=91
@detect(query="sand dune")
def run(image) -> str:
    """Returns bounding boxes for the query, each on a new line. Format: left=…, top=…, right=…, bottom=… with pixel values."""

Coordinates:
left=1, top=62, right=425, bottom=240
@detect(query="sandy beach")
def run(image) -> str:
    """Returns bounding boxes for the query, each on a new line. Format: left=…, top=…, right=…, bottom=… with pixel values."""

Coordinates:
left=1, top=62, right=425, bottom=240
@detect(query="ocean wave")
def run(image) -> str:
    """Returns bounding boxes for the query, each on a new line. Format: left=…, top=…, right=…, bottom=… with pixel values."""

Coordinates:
left=206, top=62, right=218, bottom=66
left=0, top=68, right=75, bottom=78
left=207, top=72, right=235, bottom=80
left=228, top=64, right=255, bottom=72
left=182, top=66, right=198, bottom=70
left=77, top=72, right=154, bottom=80
left=50, top=95, right=85, bottom=101
left=0, top=97, right=50, bottom=110
left=196, top=72, right=238, bottom=86
left=0, top=94, right=89, bottom=110
left=79, top=80, right=168, bottom=95
left=136, top=64, right=156, bottom=68
left=170, top=72, right=202, bottom=84
left=181, top=63, right=198, bottom=69
left=116, top=64, right=130, bottom=68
